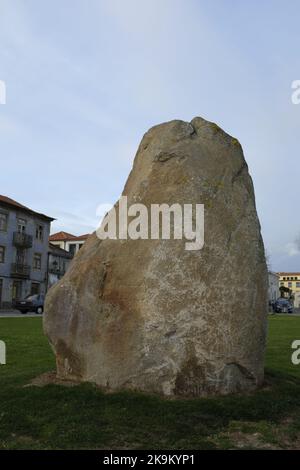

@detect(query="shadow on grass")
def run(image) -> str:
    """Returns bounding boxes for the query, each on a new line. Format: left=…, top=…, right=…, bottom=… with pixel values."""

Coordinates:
left=1, top=368, right=300, bottom=450
left=1, top=316, right=300, bottom=449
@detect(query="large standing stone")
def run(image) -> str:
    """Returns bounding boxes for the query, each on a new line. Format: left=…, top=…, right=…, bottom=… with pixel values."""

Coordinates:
left=44, top=117, right=268, bottom=396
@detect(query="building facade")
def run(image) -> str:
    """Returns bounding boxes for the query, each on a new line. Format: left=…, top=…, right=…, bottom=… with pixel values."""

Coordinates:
left=0, top=195, right=54, bottom=308
left=48, top=243, right=73, bottom=289
left=49, top=231, right=90, bottom=256
left=278, top=272, right=300, bottom=308
left=268, top=271, right=280, bottom=304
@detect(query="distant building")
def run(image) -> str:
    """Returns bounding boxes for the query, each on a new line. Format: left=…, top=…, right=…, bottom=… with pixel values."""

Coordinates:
left=49, top=231, right=90, bottom=256
left=0, top=195, right=54, bottom=308
left=278, top=272, right=300, bottom=308
left=47, top=243, right=73, bottom=289
left=268, top=271, right=279, bottom=304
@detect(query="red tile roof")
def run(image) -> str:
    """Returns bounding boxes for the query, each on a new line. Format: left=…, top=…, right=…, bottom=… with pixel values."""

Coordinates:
left=278, top=272, right=300, bottom=276
left=71, top=234, right=90, bottom=241
left=49, top=231, right=77, bottom=241
left=49, top=231, right=90, bottom=242
left=0, top=194, right=54, bottom=221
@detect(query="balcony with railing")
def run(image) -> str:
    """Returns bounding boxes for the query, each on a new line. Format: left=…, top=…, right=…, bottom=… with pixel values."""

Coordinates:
left=11, top=263, right=31, bottom=279
left=48, top=262, right=65, bottom=276
left=13, top=232, right=33, bottom=249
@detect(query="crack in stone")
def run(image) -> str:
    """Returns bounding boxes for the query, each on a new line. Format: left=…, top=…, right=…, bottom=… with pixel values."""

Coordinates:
left=232, top=160, right=248, bottom=184
left=225, top=362, right=255, bottom=381
left=155, top=151, right=186, bottom=163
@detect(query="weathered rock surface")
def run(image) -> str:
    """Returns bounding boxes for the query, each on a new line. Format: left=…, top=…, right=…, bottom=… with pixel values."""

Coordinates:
left=44, top=117, right=268, bottom=397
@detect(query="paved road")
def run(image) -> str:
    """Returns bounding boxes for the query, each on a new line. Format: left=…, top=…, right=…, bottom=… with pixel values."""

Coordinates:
left=0, top=310, right=43, bottom=318
left=1, top=311, right=300, bottom=318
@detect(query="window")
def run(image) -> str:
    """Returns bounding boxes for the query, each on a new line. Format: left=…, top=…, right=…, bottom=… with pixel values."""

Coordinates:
left=288, top=282, right=292, bottom=288
left=16, top=248, right=25, bottom=265
left=17, top=218, right=27, bottom=233
left=0, top=246, right=5, bottom=263
left=31, top=282, right=40, bottom=295
left=36, top=224, right=44, bottom=241
left=12, top=280, right=22, bottom=301
left=0, top=212, right=8, bottom=231
left=33, top=253, right=42, bottom=270
left=297, top=282, right=300, bottom=288
left=280, top=282, right=284, bottom=286
left=69, top=244, right=76, bottom=256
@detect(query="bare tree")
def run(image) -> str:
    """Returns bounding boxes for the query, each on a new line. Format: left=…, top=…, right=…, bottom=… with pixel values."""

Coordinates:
left=265, top=249, right=271, bottom=271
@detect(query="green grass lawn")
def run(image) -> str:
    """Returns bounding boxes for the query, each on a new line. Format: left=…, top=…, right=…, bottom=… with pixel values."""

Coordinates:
left=1, top=315, right=300, bottom=449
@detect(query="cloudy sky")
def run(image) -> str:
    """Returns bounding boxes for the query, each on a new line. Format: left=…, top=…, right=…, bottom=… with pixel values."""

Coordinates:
left=0, top=0, right=299, bottom=271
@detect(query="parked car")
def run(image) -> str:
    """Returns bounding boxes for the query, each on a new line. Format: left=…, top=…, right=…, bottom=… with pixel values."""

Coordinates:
left=273, top=298, right=293, bottom=314
left=14, top=294, right=45, bottom=314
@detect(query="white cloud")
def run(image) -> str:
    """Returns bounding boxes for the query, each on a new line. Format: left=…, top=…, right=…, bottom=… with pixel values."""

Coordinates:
left=1, top=0, right=300, bottom=271
left=284, top=242, right=300, bottom=257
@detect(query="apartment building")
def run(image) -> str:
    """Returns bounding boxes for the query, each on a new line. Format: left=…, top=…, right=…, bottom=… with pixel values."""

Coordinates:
left=47, top=242, right=73, bottom=289
left=278, top=272, right=300, bottom=308
left=49, top=231, right=90, bottom=256
left=268, top=271, right=280, bottom=303
left=0, top=195, right=54, bottom=308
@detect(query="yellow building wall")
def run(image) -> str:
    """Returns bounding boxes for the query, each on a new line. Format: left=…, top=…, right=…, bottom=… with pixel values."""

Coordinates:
left=279, top=274, right=300, bottom=307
